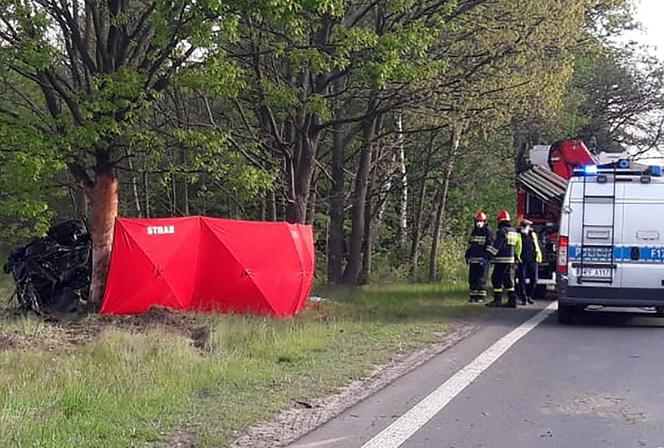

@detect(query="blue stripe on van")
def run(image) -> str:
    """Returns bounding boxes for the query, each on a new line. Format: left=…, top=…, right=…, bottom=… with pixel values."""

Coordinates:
left=569, top=246, right=664, bottom=263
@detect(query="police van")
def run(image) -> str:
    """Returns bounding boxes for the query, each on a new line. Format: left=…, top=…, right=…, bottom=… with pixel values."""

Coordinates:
left=557, top=160, right=664, bottom=323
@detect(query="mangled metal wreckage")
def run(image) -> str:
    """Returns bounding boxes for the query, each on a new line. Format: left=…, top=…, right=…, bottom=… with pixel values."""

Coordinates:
left=3, top=220, right=91, bottom=313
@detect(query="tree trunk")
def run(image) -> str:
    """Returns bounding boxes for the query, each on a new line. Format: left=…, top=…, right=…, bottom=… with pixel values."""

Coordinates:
left=410, top=136, right=435, bottom=281
left=328, top=121, right=346, bottom=283
left=143, top=169, right=150, bottom=218
left=182, top=175, right=190, bottom=216
left=269, top=189, right=277, bottom=221
left=171, top=171, right=177, bottom=215
left=260, top=194, right=267, bottom=221
left=306, top=176, right=317, bottom=225
left=410, top=179, right=427, bottom=282
left=428, top=126, right=461, bottom=282
left=68, top=171, right=88, bottom=220
left=126, top=150, right=142, bottom=217
left=396, top=112, right=408, bottom=246
left=343, top=107, right=381, bottom=285
left=376, top=153, right=394, bottom=223
left=85, top=156, right=119, bottom=309
left=360, top=179, right=374, bottom=285
left=286, top=126, right=322, bottom=224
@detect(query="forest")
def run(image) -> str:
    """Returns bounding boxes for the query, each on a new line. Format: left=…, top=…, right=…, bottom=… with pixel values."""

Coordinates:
left=1, top=0, right=664, bottom=307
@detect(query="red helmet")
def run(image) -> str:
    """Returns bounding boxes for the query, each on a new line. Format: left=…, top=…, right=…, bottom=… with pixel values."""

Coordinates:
left=474, top=211, right=487, bottom=221
left=496, top=209, right=511, bottom=222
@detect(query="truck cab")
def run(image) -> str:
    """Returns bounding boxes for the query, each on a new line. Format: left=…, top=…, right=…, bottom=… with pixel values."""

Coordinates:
left=557, top=160, right=664, bottom=323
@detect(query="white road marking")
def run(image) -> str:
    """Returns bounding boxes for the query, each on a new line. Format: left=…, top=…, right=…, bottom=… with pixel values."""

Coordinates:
left=361, top=302, right=558, bottom=448
left=292, top=437, right=348, bottom=447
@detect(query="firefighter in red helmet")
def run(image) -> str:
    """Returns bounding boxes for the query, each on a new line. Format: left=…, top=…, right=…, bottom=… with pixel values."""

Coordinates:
left=465, top=211, right=494, bottom=302
left=485, top=209, right=519, bottom=307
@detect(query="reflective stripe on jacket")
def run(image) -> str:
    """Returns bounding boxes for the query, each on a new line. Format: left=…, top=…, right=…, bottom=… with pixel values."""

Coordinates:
left=465, top=226, right=494, bottom=264
left=516, top=230, right=543, bottom=264
left=486, top=223, right=518, bottom=264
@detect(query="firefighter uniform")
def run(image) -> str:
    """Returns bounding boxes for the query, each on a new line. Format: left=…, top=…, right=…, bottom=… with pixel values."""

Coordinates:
left=465, top=215, right=494, bottom=302
left=516, top=220, right=542, bottom=305
left=486, top=210, right=519, bottom=308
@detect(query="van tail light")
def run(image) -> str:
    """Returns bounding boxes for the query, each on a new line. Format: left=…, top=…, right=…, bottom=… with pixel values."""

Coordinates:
left=557, top=236, right=569, bottom=275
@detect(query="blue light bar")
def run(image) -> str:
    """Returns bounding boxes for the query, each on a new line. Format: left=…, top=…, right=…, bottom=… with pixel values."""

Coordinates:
left=651, top=165, right=662, bottom=177
left=583, top=165, right=598, bottom=175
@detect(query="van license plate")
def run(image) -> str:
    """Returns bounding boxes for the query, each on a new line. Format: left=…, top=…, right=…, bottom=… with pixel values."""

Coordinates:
left=579, top=268, right=612, bottom=278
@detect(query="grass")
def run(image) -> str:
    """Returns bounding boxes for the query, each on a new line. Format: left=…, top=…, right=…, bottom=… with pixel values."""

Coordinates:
left=0, top=282, right=481, bottom=447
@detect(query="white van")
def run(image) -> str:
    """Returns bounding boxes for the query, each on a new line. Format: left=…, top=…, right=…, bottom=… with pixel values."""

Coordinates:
left=557, top=160, right=664, bottom=323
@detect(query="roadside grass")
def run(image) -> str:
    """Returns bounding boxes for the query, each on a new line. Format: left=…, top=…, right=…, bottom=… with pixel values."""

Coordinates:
left=0, top=282, right=482, bottom=447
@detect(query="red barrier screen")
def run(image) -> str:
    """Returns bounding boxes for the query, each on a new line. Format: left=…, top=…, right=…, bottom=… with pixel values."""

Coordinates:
left=101, top=217, right=314, bottom=317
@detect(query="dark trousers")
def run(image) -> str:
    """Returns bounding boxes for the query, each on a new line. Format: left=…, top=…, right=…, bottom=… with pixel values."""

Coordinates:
left=517, top=262, right=538, bottom=300
left=491, top=263, right=515, bottom=301
left=468, top=262, right=488, bottom=299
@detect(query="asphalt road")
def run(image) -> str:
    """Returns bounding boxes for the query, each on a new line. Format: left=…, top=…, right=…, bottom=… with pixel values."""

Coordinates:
left=290, top=303, right=664, bottom=448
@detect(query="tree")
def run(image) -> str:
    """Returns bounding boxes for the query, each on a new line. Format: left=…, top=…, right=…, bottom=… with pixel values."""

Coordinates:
left=0, top=0, right=272, bottom=306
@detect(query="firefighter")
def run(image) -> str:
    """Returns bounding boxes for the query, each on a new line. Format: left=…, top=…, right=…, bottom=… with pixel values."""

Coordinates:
left=485, top=209, right=519, bottom=308
left=515, top=219, right=542, bottom=305
left=465, top=211, right=494, bottom=303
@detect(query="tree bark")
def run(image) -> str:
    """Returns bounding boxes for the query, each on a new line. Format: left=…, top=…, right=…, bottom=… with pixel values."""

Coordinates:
left=396, top=112, right=408, bottom=246
left=376, top=152, right=394, bottom=223
left=143, top=170, right=150, bottom=218
left=126, top=150, right=142, bottom=217
left=410, top=180, right=427, bottom=281
left=328, top=121, right=346, bottom=283
left=260, top=194, right=267, bottom=221
left=306, top=175, right=317, bottom=224
left=410, top=136, right=435, bottom=281
left=171, top=171, right=177, bottom=215
left=286, top=129, right=321, bottom=223
left=269, top=189, right=277, bottom=221
left=360, top=179, right=374, bottom=285
left=428, top=126, right=461, bottom=282
left=80, top=153, right=119, bottom=309
left=343, top=106, right=381, bottom=285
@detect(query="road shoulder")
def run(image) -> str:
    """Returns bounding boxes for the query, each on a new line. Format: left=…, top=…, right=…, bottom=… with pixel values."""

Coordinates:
left=289, top=303, right=549, bottom=448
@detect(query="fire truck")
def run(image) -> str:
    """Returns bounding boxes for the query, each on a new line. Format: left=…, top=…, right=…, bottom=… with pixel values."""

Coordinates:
left=516, top=139, right=599, bottom=297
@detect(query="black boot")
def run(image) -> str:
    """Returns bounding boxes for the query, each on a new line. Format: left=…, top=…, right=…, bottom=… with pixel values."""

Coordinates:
left=486, top=292, right=502, bottom=307
left=502, top=293, right=517, bottom=308
left=527, top=297, right=535, bottom=305
left=520, top=297, right=527, bottom=306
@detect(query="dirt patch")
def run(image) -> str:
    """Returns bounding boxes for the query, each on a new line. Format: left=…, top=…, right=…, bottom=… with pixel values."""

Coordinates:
left=0, top=307, right=211, bottom=354
left=542, top=394, right=649, bottom=425
left=101, top=307, right=207, bottom=338
left=0, top=330, right=68, bottom=352
left=228, top=321, right=478, bottom=448
left=166, top=432, right=196, bottom=448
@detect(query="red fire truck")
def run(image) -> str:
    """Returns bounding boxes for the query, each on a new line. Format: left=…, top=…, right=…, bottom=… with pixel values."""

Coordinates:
left=516, top=139, right=598, bottom=297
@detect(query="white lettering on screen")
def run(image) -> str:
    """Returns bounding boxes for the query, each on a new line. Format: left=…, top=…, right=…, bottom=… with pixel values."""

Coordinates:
left=147, top=225, right=175, bottom=235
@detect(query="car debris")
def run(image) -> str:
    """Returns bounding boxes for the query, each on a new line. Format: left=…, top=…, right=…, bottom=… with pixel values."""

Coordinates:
left=3, top=220, right=91, bottom=314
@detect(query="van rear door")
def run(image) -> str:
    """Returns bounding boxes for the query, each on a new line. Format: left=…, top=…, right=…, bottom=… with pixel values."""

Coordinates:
left=619, top=182, right=664, bottom=290
left=566, top=179, right=623, bottom=287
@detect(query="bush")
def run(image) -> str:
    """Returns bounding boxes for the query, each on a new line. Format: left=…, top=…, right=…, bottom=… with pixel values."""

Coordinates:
left=436, top=235, right=466, bottom=284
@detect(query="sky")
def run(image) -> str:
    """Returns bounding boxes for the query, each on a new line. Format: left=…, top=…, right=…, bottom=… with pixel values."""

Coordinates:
left=623, top=0, right=664, bottom=61
left=613, top=0, right=664, bottom=162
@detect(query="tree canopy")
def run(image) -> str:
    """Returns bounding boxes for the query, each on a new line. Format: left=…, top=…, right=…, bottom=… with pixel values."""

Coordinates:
left=2, top=0, right=661, bottom=298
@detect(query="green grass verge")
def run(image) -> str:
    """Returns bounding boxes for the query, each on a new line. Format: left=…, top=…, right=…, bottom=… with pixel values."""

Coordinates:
left=0, top=283, right=481, bottom=447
